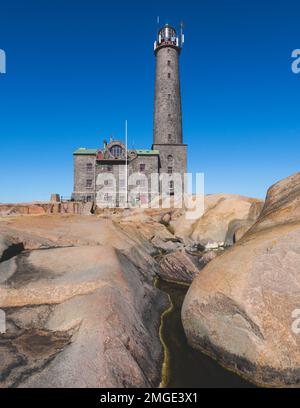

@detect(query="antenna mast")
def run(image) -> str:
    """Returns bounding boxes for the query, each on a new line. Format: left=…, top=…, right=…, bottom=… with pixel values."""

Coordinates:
left=180, top=21, right=185, bottom=47
left=154, top=16, right=160, bottom=51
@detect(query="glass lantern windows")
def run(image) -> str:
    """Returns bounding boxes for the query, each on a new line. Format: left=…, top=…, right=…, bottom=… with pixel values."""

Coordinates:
left=159, top=26, right=176, bottom=42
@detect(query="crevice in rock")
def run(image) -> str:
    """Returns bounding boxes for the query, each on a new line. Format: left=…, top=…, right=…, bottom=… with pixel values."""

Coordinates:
left=0, top=243, right=25, bottom=263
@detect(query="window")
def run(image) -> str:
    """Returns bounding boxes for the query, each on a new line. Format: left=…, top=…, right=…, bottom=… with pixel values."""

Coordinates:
left=139, top=163, right=146, bottom=172
left=168, top=73, right=171, bottom=79
left=110, top=145, right=122, bottom=158
left=86, top=195, right=92, bottom=202
left=167, top=60, right=171, bottom=66
left=168, top=113, right=171, bottom=119
left=168, top=155, right=173, bottom=162
left=136, top=179, right=146, bottom=187
left=104, top=179, right=113, bottom=186
left=119, top=179, right=125, bottom=188
left=107, top=165, right=113, bottom=172
left=168, top=134, right=172, bottom=142
left=168, top=94, right=171, bottom=100
left=104, top=193, right=112, bottom=202
left=169, top=180, right=174, bottom=196
left=86, top=163, right=93, bottom=173
left=168, top=167, right=173, bottom=175
left=86, top=179, right=93, bottom=188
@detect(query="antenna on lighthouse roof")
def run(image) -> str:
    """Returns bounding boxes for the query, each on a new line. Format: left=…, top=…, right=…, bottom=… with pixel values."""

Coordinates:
left=180, top=21, right=185, bottom=47
left=154, top=16, right=160, bottom=51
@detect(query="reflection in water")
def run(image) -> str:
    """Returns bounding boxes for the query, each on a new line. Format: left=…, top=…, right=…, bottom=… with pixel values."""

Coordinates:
left=156, top=278, right=255, bottom=388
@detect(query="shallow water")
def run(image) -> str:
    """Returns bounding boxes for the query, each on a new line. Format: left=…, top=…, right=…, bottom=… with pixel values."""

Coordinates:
left=156, top=278, right=255, bottom=388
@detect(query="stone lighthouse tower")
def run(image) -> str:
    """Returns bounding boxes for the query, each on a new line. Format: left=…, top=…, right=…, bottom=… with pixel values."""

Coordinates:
left=152, top=23, right=187, bottom=194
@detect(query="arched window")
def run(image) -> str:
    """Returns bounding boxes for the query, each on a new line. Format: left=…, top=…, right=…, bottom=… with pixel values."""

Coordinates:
left=110, top=145, right=122, bottom=158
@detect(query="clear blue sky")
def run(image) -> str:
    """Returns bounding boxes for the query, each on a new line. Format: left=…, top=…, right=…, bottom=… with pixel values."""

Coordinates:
left=0, top=0, right=299, bottom=202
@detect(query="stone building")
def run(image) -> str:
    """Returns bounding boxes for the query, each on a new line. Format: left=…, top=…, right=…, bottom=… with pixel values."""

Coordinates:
left=72, top=23, right=187, bottom=206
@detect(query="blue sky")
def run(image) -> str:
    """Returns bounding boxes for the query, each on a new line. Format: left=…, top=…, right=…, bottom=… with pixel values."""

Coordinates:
left=0, top=0, right=299, bottom=202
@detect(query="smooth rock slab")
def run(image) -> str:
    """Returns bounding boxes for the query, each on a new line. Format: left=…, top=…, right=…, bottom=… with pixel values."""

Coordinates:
left=182, top=173, right=300, bottom=387
left=0, top=216, right=168, bottom=388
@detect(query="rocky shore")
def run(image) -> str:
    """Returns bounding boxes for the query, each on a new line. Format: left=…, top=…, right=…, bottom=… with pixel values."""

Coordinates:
left=0, top=216, right=168, bottom=387
left=182, top=172, right=300, bottom=387
left=0, top=193, right=261, bottom=387
left=6, top=175, right=300, bottom=388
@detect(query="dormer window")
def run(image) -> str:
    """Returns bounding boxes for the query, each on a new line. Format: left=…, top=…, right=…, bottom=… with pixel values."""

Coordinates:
left=110, top=145, right=122, bottom=158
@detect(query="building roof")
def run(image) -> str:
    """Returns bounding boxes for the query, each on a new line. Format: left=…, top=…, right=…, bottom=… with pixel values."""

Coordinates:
left=136, top=149, right=160, bottom=155
left=74, top=148, right=160, bottom=156
left=73, top=148, right=98, bottom=155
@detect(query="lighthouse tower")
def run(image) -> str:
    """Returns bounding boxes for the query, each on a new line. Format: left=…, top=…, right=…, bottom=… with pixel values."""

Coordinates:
left=153, top=24, right=187, bottom=195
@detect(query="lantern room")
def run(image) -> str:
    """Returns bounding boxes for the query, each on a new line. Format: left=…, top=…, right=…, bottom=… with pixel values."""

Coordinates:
left=154, top=24, right=181, bottom=53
